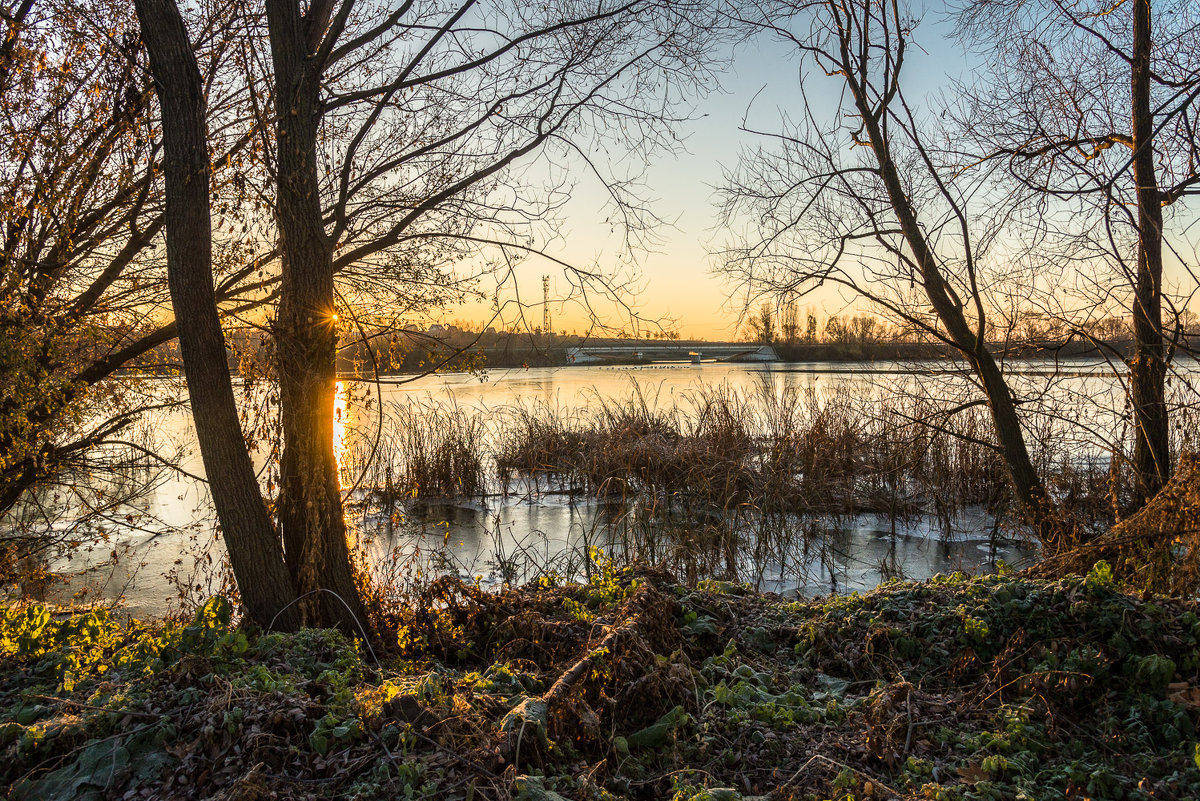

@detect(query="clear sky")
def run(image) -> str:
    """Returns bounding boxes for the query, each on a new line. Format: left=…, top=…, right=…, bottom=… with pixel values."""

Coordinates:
left=450, top=1, right=1200, bottom=342
left=460, top=5, right=980, bottom=341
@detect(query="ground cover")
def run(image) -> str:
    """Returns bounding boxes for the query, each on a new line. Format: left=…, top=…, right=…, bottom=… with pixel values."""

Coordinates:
left=1, top=563, right=1198, bottom=800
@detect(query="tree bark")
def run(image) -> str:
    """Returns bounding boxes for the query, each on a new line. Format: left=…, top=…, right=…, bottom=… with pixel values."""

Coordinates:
left=264, top=0, right=370, bottom=633
left=1128, top=0, right=1170, bottom=509
left=134, top=0, right=302, bottom=630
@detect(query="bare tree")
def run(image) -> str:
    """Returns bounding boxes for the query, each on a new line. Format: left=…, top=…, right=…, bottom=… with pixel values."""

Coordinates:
left=747, top=301, right=776, bottom=343
left=953, top=0, right=1200, bottom=509
left=718, top=0, right=1068, bottom=548
left=268, top=0, right=720, bottom=630
left=126, top=0, right=721, bottom=631
left=134, top=0, right=302, bottom=630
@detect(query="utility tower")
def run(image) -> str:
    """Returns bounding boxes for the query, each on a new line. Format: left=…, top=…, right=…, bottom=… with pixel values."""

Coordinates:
left=542, top=275, right=551, bottom=335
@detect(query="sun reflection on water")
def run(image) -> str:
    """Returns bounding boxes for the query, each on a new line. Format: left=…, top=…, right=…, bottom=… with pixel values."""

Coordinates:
left=333, top=380, right=349, bottom=488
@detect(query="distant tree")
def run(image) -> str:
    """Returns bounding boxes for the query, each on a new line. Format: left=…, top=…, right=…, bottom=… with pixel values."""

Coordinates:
left=748, top=301, right=776, bottom=343
left=823, top=315, right=849, bottom=345
left=848, top=314, right=880, bottom=345
left=780, top=301, right=801, bottom=343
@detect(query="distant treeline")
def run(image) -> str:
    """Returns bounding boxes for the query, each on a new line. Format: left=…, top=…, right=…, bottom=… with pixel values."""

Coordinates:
left=338, top=331, right=574, bottom=374
left=774, top=337, right=1154, bottom=362
left=122, top=314, right=1197, bottom=379
left=748, top=304, right=1199, bottom=364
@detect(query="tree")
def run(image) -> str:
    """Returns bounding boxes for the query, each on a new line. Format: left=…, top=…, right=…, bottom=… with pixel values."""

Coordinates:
left=265, top=0, right=717, bottom=629
left=780, top=300, right=801, bottom=343
left=0, top=0, right=283, bottom=577
left=719, top=0, right=1066, bottom=548
left=0, top=0, right=162, bottom=529
left=130, top=0, right=718, bottom=631
left=953, top=0, right=1200, bottom=509
left=134, top=0, right=303, bottom=630
left=748, top=301, right=776, bottom=343
left=824, top=315, right=849, bottom=345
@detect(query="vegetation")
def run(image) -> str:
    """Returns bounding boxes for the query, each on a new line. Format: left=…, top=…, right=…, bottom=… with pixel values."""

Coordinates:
left=954, top=0, right=1200, bottom=508
left=129, top=0, right=721, bottom=635
left=485, top=384, right=1120, bottom=537
left=1, top=567, right=1198, bottom=800
left=320, top=382, right=1163, bottom=596
left=0, top=0, right=189, bottom=570
left=718, top=0, right=1199, bottom=550
left=2, top=0, right=1199, bottom=794
left=494, top=385, right=1013, bottom=518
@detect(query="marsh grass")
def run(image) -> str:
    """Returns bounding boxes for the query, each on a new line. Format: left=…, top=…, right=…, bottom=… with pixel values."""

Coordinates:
left=343, top=398, right=486, bottom=507
left=340, top=378, right=1145, bottom=591
left=494, top=381, right=1023, bottom=525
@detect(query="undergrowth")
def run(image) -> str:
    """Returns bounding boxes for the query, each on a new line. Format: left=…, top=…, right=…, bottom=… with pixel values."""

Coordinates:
left=1, top=565, right=1198, bottom=800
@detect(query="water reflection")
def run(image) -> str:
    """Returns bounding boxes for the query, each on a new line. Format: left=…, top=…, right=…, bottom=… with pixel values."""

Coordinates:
left=355, top=491, right=1039, bottom=600
left=36, top=359, right=1196, bottom=614
left=333, top=381, right=350, bottom=488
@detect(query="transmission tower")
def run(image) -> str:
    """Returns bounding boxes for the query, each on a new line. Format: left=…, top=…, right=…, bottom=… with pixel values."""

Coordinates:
left=542, top=275, right=551, bottom=335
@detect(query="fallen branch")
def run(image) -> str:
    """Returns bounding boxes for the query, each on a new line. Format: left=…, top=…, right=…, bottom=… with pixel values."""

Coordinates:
left=500, top=584, right=660, bottom=764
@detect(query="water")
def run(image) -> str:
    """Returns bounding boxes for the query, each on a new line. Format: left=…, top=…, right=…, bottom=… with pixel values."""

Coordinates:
left=33, top=357, right=1200, bottom=614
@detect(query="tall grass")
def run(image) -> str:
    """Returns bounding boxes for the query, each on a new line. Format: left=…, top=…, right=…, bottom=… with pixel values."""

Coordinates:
left=494, top=381, right=1025, bottom=525
left=344, top=378, right=1137, bottom=591
left=343, top=398, right=486, bottom=506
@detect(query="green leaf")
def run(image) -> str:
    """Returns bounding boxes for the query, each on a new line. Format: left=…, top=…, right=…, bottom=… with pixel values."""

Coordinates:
left=627, top=705, right=687, bottom=749
left=10, top=738, right=129, bottom=801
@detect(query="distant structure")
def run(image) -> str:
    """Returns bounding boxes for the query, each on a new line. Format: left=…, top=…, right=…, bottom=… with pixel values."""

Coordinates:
left=542, top=275, right=551, bottom=335
left=566, top=343, right=778, bottom=365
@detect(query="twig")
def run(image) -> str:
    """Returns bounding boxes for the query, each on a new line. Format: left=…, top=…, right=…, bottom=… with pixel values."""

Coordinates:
left=408, top=727, right=503, bottom=781
left=541, top=586, right=649, bottom=709
left=779, top=753, right=905, bottom=799
left=22, top=693, right=163, bottom=722
left=267, top=588, right=380, bottom=664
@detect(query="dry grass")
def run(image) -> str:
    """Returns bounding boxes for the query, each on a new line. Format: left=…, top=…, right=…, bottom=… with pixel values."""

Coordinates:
left=343, top=398, right=486, bottom=505
left=494, top=383, right=1022, bottom=523
left=338, top=380, right=1150, bottom=590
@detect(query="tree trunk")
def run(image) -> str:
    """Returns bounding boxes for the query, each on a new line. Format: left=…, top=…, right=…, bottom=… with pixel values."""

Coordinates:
left=134, top=0, right=302, bottom=630
left=846, top=64, right=1066, bottom=551
left=1128, top=0, right=1170, bottom=509
left=265, top=0, right=370, bottom=633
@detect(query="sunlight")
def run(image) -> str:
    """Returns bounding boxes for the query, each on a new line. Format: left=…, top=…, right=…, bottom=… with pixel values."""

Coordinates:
left=333, top=380, right=349, bottom=489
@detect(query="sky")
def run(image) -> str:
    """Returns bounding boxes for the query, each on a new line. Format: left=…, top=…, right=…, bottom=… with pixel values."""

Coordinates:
left=463, top=6, right=979, bottom=341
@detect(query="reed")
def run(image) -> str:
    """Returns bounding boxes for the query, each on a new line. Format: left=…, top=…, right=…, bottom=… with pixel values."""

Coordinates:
left=494, top=381, right=1023, bottom=527
left=347, top=378, right=1189, bottom=592
left=343, top=398, right=486, bottom=505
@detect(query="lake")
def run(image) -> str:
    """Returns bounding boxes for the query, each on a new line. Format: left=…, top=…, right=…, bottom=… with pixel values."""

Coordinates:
left=40, top=357, right=1199, bottom=615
